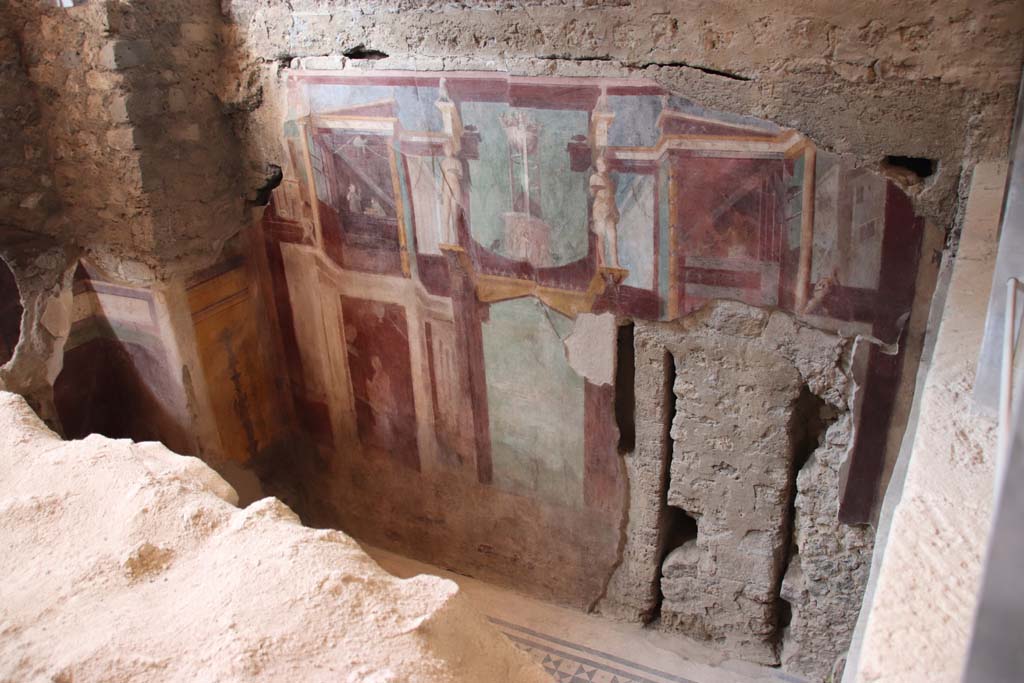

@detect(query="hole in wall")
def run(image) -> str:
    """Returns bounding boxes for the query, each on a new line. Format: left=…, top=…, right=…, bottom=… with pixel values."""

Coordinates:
left=54, top=337, right=183, bottom=446
left=773, top=386, right=838, bottom=646
left=882, top=155, right=936, bottom=182
left=777, top=592, right=793, bottom=633
left=0, top=256, right=23, bottom=367
left=615, top=322, right=636, bottom=453
left=342, top=45, right=389, bottom=60
left=789, top=385, right=836, bottom=474
left=663, top=505, right=699, bottom=554
left=645, top=349, right=681, bottom=624
left=248, top=163, right=283, bottom=207
left=662, top=350, right=676, bottom=458
left=657, top=353, right=698, bottom=561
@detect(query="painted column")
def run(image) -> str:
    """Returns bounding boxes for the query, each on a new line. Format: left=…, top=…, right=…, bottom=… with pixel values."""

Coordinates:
left=795, top=143, right=817, bottom=310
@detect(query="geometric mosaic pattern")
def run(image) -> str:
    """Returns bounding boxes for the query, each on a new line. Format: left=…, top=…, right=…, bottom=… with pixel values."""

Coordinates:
left=489, top=617, right=699, bottom=683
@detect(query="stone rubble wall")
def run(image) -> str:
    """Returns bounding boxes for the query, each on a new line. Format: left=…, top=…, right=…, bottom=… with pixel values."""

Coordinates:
left=605, top=301, right=872, bottom=680
left=0, top=14, right=76, bottom=423
left=663, top=329, right=804, bottom=665
left=6, top=0, right=246, bottom=280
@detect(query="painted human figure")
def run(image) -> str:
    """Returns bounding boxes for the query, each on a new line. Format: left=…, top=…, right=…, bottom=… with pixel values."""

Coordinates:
left=366, top=355, right=396, bottom=448
left=589, top=156, right=620, bottom=268
left=347, top=183, right=361, bottom=214
left=804, top=268, right=839, bottom=316
left=366, top=197, right=385, bottom=218
left=439, top=142, right=463, bottom=245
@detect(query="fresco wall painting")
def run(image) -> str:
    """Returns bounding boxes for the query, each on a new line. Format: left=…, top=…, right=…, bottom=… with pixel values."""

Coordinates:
left=260, top=71, right=926, bottom=603
left=55, top=264, right=193, bottom=454
left=186, top=259, right=284, bottom=464
left=53, top=259, right=288, bottom=474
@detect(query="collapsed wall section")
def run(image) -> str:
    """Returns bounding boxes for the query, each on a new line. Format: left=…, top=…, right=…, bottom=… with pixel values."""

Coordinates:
left=662, top=332, right=802, bottom=664
left=603, top=302, right=871, bottom=680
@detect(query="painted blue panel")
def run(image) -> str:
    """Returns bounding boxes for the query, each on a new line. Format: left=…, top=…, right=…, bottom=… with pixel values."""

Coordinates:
left=607, top=95, right=662, bottom=148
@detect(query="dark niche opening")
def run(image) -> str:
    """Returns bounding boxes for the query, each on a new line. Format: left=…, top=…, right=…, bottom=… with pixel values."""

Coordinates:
left=248, top=163, right=283, bottom=207
left=0, top=257, right=23, bottom=367
left=663, top=505, right=699, bottom=554
left=790, top=385, right=836, bottom=474
left=52, top=263, right=191, bottom=453
left=645, top=350, right=693, bottom=623
left=777, top=586, right=794, bottom=636
left=615, top=322, right=636, bottom=453
left=343, top=45, right=389, bottom=60
left=883, top=155, right=936, bottom=181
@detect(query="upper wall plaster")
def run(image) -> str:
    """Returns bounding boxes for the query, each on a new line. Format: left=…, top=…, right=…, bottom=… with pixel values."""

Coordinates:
left=0, top=0, right=1019, bottom=436
left=223, top=0, right=1024, bottom=234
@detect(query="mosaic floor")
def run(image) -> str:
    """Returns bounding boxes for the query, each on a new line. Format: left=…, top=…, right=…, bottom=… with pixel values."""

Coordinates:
left=367, top=547, right=806, bottom=683
left=492, top=618, right=698, bottom=683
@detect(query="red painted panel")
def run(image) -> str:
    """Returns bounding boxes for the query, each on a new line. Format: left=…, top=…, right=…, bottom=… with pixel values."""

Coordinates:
left=662, top=115, right=779, bottom=139
left=838, top=182, right=925, bottom=524
left=672, top=155, right=786, bottom=314
left=584, top=382, right=625, bottom=511
left=293, top=393, right=334, bottom=449
left=263, top=229, right=305, bottom=389
left=416, top=254, right=451, bottom=297
left=509, top=82, right=601, bottom=110
left=341, top=296, right=420, bottom=471
left=684, top=267, right=761, bottom=289
left=315, top=129, right=405, bottom=277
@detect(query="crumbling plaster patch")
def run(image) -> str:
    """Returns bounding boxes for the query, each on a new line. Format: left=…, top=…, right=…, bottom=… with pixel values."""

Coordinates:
left=564, top=312, right=617, bottom=386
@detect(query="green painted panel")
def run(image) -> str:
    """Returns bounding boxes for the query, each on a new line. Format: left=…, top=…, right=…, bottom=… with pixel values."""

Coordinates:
left=461, top=102, right=589, bottom=265
left=481, top=298, right=585, bottom=508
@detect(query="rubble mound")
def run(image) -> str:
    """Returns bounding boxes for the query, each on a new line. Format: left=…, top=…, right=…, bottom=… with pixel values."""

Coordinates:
left=0, top=391, right=547, bottom=683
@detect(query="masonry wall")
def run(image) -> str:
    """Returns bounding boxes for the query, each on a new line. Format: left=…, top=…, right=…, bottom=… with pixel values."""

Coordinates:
left=0, top=0, right=1018, bottom=477
left=598, top=305, right=870, bottom=677
left=247, top=67, right=941, bottom=680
